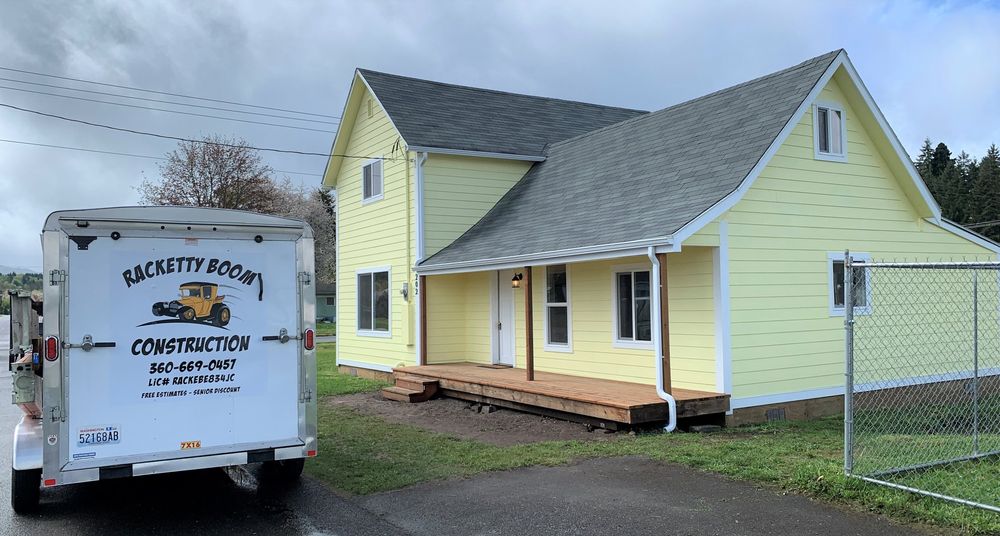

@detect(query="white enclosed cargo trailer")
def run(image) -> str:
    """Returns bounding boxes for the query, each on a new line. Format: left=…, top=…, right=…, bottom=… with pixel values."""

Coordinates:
left=11, top=206, right=318, bottom=512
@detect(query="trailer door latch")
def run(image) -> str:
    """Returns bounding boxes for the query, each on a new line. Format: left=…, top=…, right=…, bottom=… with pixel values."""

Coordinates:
left=64, top=334, right=117, bottom=351
left=263, top=328, right=297, bottom=344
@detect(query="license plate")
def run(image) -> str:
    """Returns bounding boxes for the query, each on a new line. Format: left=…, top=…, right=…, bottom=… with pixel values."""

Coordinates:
left=77, top=425, right=120, bottom=446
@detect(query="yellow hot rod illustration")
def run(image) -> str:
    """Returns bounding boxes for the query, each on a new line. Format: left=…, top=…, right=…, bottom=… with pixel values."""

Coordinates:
left=151, top=281, right=231, bottom=327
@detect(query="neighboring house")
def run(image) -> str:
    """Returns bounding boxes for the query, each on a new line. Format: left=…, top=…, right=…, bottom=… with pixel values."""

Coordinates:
left=322, top=49, right=999, bottom=425
left=316, top=283, right=336, bottom=321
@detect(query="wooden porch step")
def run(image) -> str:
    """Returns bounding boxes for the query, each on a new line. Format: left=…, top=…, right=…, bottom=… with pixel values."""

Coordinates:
left=395, top=374, right=440, bottom=393
left=381, top=375, right=439, bottom=403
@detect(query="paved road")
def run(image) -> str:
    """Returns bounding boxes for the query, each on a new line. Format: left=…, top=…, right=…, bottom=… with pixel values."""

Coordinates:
left=317, top=335, right=336, bottom=343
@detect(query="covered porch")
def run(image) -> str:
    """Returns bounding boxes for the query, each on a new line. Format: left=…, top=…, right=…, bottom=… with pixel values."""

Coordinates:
left=400, top=245, right=731, bottom=426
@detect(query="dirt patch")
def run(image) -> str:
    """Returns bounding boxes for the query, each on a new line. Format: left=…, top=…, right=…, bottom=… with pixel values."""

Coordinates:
left=327, top=392, right=623, bottom=446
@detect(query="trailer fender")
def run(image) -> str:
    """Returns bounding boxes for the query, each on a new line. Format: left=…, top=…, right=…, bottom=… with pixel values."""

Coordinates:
left=12, top=415, right=43, bottom=471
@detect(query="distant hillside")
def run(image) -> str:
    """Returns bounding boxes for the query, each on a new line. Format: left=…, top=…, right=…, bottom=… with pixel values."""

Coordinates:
left=0, top=265, right=40, bottom=275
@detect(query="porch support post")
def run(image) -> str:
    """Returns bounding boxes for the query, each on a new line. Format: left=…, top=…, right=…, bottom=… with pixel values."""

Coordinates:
left=656, top=253, right=672, bottom=394
left=524, top=266, right=534, bottom=381
left=419, top=275, right=427, bottom=366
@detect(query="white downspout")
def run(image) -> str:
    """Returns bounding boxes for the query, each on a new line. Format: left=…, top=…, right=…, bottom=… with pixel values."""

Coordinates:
left=415, top=152, right=428, bottom=365
left=648, top=246, right=677, bottom=432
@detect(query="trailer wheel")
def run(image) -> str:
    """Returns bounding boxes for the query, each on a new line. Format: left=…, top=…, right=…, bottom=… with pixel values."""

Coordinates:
left=11, top=467, right=41, bottom=514
left=179, top=307, right=196, bottom=322
left=263, top=458, right=304, bottom=481
left=212, top=305, right=230, bottom=327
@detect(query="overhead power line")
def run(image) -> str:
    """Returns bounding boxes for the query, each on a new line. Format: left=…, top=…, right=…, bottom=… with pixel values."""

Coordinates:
left=0, top=138, right=323, bottom=177
left=0, top=65, right=337, bottom=119
left=0, top=102, right=388, bottom=159
left=0, top=84, right=337, bottom=133
left=0, top=76, right=339, bottom=124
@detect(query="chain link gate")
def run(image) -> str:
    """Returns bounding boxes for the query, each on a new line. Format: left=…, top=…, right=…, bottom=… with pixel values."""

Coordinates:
left=844, top=254, right=1000, bottom=512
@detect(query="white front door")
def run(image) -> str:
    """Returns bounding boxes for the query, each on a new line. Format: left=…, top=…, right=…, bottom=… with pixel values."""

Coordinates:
left=494, top=270, right=516, bottom=366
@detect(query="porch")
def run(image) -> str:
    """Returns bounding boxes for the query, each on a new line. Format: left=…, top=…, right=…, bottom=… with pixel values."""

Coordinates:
left=392, top=363, right=730, bottom=428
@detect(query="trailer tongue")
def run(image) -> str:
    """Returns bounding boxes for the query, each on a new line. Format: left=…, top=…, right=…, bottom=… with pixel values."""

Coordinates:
left=11, top=206, right=318, bottom=513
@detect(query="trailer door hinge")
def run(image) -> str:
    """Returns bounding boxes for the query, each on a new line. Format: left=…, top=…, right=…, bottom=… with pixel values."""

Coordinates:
left=300, top=389, right=313, bottom=403
left=297, top=272, right=312, bottom=285
left=49, top=405, right=64, bottom=422
left=49, top=269, right=66, bottom=285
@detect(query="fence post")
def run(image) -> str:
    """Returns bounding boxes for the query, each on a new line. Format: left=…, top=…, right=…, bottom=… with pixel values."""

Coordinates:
left=973, top=270, right=980, bottom=456
left=844, top=251, right=854, bottom=475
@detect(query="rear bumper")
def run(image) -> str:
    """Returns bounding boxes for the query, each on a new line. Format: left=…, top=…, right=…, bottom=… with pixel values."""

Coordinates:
left=41, top=443, right=315, bottom=488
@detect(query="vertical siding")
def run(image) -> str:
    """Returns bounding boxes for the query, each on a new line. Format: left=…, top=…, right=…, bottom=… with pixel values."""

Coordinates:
left=726, top=74, right=995, bottom=401
left=504, top=251, right=716, bottom=390
left=422, top=155, right=532, bottom=257
left=334, top=88, right=416, bottom=370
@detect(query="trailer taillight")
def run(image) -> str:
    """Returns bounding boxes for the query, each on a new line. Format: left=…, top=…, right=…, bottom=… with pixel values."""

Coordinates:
left=45, top=336, right=59, bottom=361
left=306, top=449, right=317, bottom=457
left=303, top=329, right=314, bottom=350
left=43, top=478, right=57, bottom=487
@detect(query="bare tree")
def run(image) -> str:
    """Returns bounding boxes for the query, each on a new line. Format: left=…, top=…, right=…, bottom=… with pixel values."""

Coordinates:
left=139, top=135, right=336, bottom=283
left=138, top=135, right=281, bottom=212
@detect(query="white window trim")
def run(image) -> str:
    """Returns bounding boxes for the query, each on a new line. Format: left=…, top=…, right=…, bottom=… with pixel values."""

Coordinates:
left=611, top=263, right=654, bottom=350
left=360, top=158, right=384, bottom=205
left=828, top=252, right=872, bottom=317
left=543, top=264, right=572, bottom=353
left=356, top=265, right=392, bottom=338
left=813, top=101, right=848, bottom=163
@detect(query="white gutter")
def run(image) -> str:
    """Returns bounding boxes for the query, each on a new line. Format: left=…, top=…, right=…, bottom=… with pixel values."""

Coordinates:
left=415, top=151, right=428, bottom=366
left=647, top=246, right=677, bottom=433
left=406, top=145, right=546, bottom=162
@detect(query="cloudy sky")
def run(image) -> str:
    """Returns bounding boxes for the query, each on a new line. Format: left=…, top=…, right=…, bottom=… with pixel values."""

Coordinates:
left=1, top=0, right=998, bottom=270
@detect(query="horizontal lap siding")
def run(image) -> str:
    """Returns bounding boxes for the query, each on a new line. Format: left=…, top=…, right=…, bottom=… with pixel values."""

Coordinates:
left=726, top=75, right=994, bottom=401
left=426, top=272, right=492, bottom=364
left=336, top=89, right=415, bottom=369
left=423, top=155, right=532, bottom=257
left=512, top=252, right=717, bottom=390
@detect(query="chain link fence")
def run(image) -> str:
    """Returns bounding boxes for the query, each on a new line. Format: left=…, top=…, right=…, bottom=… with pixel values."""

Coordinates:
left=844, top=255, right=1000, bottom=512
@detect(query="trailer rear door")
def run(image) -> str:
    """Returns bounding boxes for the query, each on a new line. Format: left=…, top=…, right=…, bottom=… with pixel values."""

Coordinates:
left=64, top=234, right=302, bottom=467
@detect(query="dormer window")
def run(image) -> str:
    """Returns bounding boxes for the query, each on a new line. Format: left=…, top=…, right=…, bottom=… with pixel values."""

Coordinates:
left=814, top=103, right=846, bottom=162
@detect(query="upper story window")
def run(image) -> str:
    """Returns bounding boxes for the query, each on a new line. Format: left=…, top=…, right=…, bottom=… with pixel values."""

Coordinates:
left=544, top=264, right=571, bottom=351
left=362, top=159, right=383, bottom=204
left=814, top=103, right=847, bottom=162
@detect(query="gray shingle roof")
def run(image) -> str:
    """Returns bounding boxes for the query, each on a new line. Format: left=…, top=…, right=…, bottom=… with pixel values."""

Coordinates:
left=359, top=69, right=647, bottom=157
left=420, top=50, right=841, bottom=269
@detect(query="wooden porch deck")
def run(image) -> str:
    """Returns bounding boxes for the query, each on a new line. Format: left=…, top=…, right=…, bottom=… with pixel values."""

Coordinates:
left=394, top=363, right=730, bottom=428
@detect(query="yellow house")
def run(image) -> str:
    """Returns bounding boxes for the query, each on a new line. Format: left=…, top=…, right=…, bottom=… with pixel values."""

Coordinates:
left=322, top=50, right=999, bottom=427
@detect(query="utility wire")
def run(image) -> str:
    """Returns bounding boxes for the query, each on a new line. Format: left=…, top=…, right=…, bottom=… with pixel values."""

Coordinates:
left=0, top=84, right=337, bottom=133
left=0, top=102, right=390, bottom=159
left=0, top=65, right=337, bottom=119
left=0, top=138, right=324, bottom=177
left=0, top=76, right=339, bottom=124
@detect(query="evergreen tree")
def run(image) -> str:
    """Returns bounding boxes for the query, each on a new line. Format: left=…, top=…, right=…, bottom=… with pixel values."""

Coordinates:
left=915, top=138, right=934, bottom=178
left=930, top=142, right=952, bottom=177
left=977, top=145, right=1000, bottom=238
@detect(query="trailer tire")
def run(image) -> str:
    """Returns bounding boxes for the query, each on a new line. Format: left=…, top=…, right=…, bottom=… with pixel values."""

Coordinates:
left=212, top=305, right=230, bottom=327
left=263, top=458, right=304, bottom=481
left=11, top=467, right=41, bottom=514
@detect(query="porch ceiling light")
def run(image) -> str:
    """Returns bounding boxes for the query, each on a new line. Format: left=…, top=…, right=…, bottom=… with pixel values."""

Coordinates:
left=511, top=273, right=523, bottom=289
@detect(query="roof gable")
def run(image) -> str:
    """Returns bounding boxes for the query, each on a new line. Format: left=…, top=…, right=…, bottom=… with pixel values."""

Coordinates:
left=420, top=50, right=841, bottom=269
left=358, top=69, right=647, bottom=157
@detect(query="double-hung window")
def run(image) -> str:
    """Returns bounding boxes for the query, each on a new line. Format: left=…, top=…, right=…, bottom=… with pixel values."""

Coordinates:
left=828, top=253, right=871, bottom=316
left=814, top=103, right=846, bottom=161
left=615, top=269, right=652, bottom=345
left=362, top=159, right=383, bottom=203
left=544, top=264, right=570, bottom=350
left=357, top=267, right=390, bottom=336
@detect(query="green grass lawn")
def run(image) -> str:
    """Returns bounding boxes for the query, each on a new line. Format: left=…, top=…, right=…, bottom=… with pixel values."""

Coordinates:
left=305, top=345, right=1000, bottom=533
left=316, top=322, right=336, bottom=337
left=315, top=343, right=388, bottom=396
